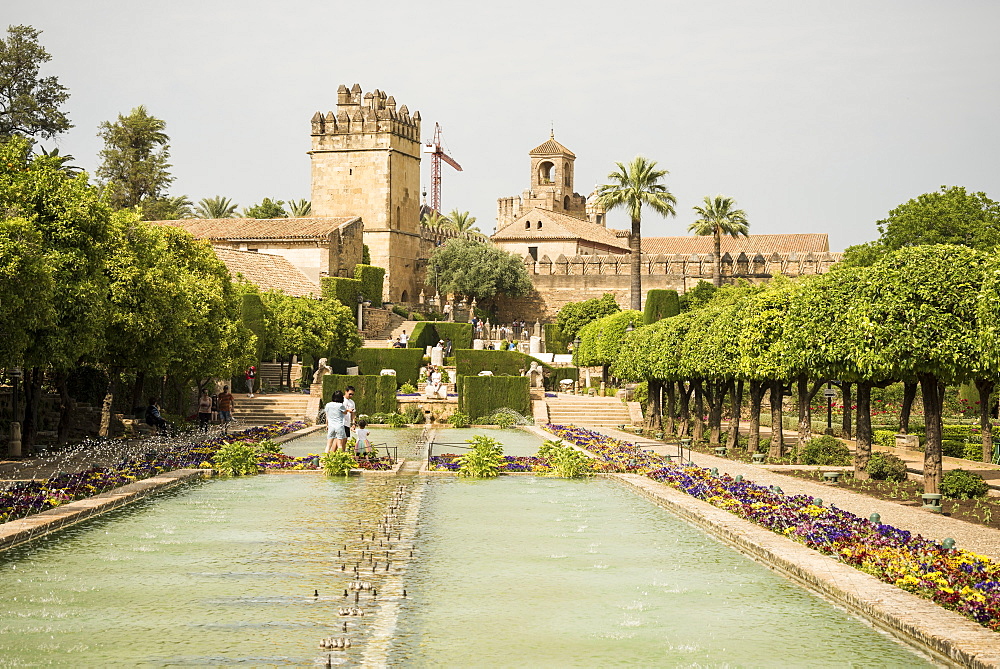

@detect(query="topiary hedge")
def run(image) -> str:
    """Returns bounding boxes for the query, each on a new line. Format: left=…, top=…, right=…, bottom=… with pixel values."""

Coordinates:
left=353, top=264, right=385, bottom=307
left=459, top=375, right=530, bottom=419
left=454, top=349, right=576, bottom=393
left=543, top=323, right=569, bottom=354
left=353, top=348, right=423, bottom=385
left=320, top=277, right=363, bottom=309
left=406, top=321, right=473, bottom=350
left=643, top=289, right=680, bottom=324
left=321, top=374, right=396, bottom=415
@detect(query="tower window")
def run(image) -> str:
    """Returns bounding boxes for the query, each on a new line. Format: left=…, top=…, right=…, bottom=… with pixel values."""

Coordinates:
left=537, top=221, right=542, bottom=229
left=525, top=221, right=531, bottom=229
left=538, top=161, right=554, bottom=184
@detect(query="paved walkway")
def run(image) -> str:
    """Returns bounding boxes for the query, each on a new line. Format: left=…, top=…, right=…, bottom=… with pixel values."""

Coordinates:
left=595, top=426, right=1000, bottom=562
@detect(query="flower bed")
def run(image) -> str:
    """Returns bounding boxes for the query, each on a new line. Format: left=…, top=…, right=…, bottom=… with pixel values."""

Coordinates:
left=0, top=422, right=306, bottom=524
left=259, top=452, right=396, bottom=471
left=428, top=454, right=551, bottom=473
left=546, top=424, right=1000, bottom=631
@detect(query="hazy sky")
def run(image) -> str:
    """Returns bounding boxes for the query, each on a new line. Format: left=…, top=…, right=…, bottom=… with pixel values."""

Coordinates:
left=8, top=0, right=999, bottom=249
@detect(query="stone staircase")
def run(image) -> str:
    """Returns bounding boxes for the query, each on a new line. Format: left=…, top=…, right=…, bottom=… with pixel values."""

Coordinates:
left=545, top=395, right=633, bottom=428
left=363, top=319, right=421, bottom=349
left=235, top=393, right=314, bottom=425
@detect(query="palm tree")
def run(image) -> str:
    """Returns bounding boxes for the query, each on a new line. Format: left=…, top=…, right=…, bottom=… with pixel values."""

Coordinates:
left=287, top=199, right=312, bottom=217
left=447, top=209, right=481, bottom=234
left=38, top=146, right=82, bottom=176
left=195, top=196, right=238, bottom=219
left=596, top=157, right=677, bottom=310
left=689, top=195, right=749, bottom=287
left=421, top=211, right=447, bottom=228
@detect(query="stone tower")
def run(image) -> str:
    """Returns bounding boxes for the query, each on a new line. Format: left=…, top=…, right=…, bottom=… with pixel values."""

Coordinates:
left=309, top=84, right=422, bottom=302
left=496, top=133, right=589, bottom=230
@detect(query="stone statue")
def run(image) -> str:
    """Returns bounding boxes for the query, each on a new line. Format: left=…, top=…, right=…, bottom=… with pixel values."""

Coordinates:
left=312, top=358, right=333, bottom=384
left=526, top=361, right=544, bottom=389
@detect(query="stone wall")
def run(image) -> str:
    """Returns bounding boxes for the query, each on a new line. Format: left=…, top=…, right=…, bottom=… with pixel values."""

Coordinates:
left=495, top=250, right=843, bottom=321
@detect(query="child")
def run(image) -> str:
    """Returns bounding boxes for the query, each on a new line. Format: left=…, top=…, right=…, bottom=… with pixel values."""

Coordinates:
left=354, top=419, right=374, bottom=457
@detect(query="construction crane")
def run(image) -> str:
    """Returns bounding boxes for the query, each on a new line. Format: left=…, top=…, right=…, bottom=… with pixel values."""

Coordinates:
left=423, top=123, right=462, bottom=213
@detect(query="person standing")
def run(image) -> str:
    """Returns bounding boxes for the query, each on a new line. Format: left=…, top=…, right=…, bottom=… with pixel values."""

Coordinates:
left=217, top=386, right=235, bottom=433
left=354, top=419, right=373, bottom=457
left=343, top=386, right=356, bottom=438
left=324, top=390, right=348, bottom=453
left=245, top=366, right=257, bottom=397
left=197, top=389, right=212, bottom=433
left=399, top=330, right=408, bottom=345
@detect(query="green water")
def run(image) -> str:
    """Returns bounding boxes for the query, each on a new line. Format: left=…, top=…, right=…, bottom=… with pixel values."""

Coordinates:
left=0, top=427, right=935, bottom=666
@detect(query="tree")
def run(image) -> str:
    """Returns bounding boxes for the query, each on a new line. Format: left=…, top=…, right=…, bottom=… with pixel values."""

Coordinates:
left=679, top=280, right=717, bottom=312
left=421, top=211, right=447, bottom=228
left=0, top=25, right=71, bottom=140
left=596, top=156, right=677, bottom=310
left=288, top=199, right=311, bottom=217
left=0, top=217, right=54, bottom=366
left=242, top=198, right=287, bottom=219
left=142, top=195, right=192, bottom=221
left=97, top=106, right=173, bottom=212
left=37, top=146, right=81, bottom=176
left=428, top=238, right=532, bottom=303
left=446, top=209, right=481, bottom=233
left=844, top=187, right=1000, bottom=267
left=195, top=196, right=238, bottom=219
left=555, top=293, right=620, bottom=342
left=689, top=195, right=749, bottom=287
left=575, top=309, right=642, bottom=384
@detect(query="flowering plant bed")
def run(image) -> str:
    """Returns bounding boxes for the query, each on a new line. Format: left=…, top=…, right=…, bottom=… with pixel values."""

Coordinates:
left=0, top=422, right=306, bottom=525
left=259, top=453, right=396, bottom=471
left=428, top=454, right=551, bottom=473
left=546, top=424, right=1000, bottom=631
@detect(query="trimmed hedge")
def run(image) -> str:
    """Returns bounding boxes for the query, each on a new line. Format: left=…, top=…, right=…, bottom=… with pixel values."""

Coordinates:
left=544, top=323, right=569, bottom=354
left=643, top=289, right=680, bottom=324
left=455, top=349, right=577, bottom=393
left=354, top=264, right=385, bottom=307
left=321, top=277, right=363, bottom=309
left=353, top=348, right=423, bottom=385
left=321, top=374, right=396, bottom=415
left=407, top=322, right=473, bottom=350
left=459, top=375, right=530, bottom=419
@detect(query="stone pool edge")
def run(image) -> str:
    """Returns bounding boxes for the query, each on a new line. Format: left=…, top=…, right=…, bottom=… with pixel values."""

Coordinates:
left=613, top=472, right=1000, bottom=669
left=0, top=469, right=209, bottom=553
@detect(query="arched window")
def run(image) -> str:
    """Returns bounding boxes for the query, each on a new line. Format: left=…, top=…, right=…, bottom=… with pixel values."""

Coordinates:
left=396, top=206, right=401, bottom=230
left=564, top=162, right=571, bottom=187
left=563, top=195, right=570, bottom=210
left=401, top=290, right=409, bottom=303
left=525, top=221, right=531, bottom=229
left=538, top=161, right=554, bottom=184
left=537, top=221, right=542, bottom=229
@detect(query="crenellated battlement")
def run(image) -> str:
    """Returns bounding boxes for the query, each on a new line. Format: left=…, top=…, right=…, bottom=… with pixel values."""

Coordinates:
left=523, top=251, right=844, bottom=278
left=310, top=84, right=421, bottom=142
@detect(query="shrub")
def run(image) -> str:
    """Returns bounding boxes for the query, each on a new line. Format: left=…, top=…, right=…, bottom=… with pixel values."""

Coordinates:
left=480, top=407, right=530, bottom=429
left=539, top=440, right=591, bottom=478
left=321, top=451, right=357, bottom=476
left=448, top=411, right=470, bottom=428
left=866, top=452, right=908, bottom=481
left=940, top=469, right=989, bottom=499
left=642, top=289, right=680, bottom=324
left=353, top=348, right=423, bottom=385
left=800, top=435, right=851, bottom=466
left=353, top=264, right=385, bottom=307
left=963, top=441, right=986, bottom=462
left=256, top=439, right=282, bottom=456
left=457, top=435, right=504, bottom=478
left=633, top=381, right=648, bottom=407
left=402, top=405, right=424, bottom=424
left=941, top=439, right=967, bottom=458
left=392, top=305, right=409, bottom=318
left=873, top=430, right=897, bottom=450
left=322, top=374, right=396, bottom=415
left=942, top=424, right=973, bottom=441
left=320, top=276, right=362, bottom=309
left=399, top=382, right=417, bottom=394
left=369, top=412, right=408, bottom=428
left=214, top=441, right=260, bottom=476
left=460, top=375, right=530, bottom=419
left=407, top=322, right=473, bottom=350
left=454, top=349, right=575, bottom=392
left=543, top=323, right=569, bottom=354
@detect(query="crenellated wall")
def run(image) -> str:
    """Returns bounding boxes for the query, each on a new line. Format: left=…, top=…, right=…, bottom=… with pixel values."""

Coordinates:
left=495, top=251, right=843, bottom=321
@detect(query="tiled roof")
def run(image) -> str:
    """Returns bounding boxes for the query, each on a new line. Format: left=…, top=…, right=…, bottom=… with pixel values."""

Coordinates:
left=529, top=135, right=576, bottom=158
left=212, top=248, right=320, bottom=297
left=151, top=217, right=359, bottom=241
left=640, top=234, right=830, bottom=256
left=492, top=208, right=631, bottom=252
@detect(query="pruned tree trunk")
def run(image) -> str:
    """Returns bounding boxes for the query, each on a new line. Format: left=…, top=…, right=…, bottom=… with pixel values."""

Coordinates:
left=645, top=378, right=662, bottom=430
left=56, top=371, right=73, bottom=445
left=130, top=371, right=146, bottom=414
left=99, top=368, right=121, bottom=438
left=747, top=380, right=765, bottom=453
left=768, top=380, right=784, bottom=458
left=677, top=381, right=691, bottom=437
left=899, top=381, right=917, bottom=435
left=705, top=380, right=727, bottom=445
left=22, top=367, right=43, bottom=455
left=665, top=381, right=676, bottom=435
left=629, top=217, right=642, bottom=311
left=692, top=380, right=705, bottom=442
left=795, top=378, right=824, bottom=459
left=854, top=382, right=873, bottom=480
left=726, top=379, right=743, bottom=450
left=919, top=373, right=944, bottom=493
left=975, top=378, right=996, bottom=463
left=841, top=381, right=853, bottom=439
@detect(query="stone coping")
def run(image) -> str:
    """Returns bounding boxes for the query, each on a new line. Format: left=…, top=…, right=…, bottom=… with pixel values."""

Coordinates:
left=612, top=473, right=1000, bottom=668
left=0, top=469, right=209, bottom=553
